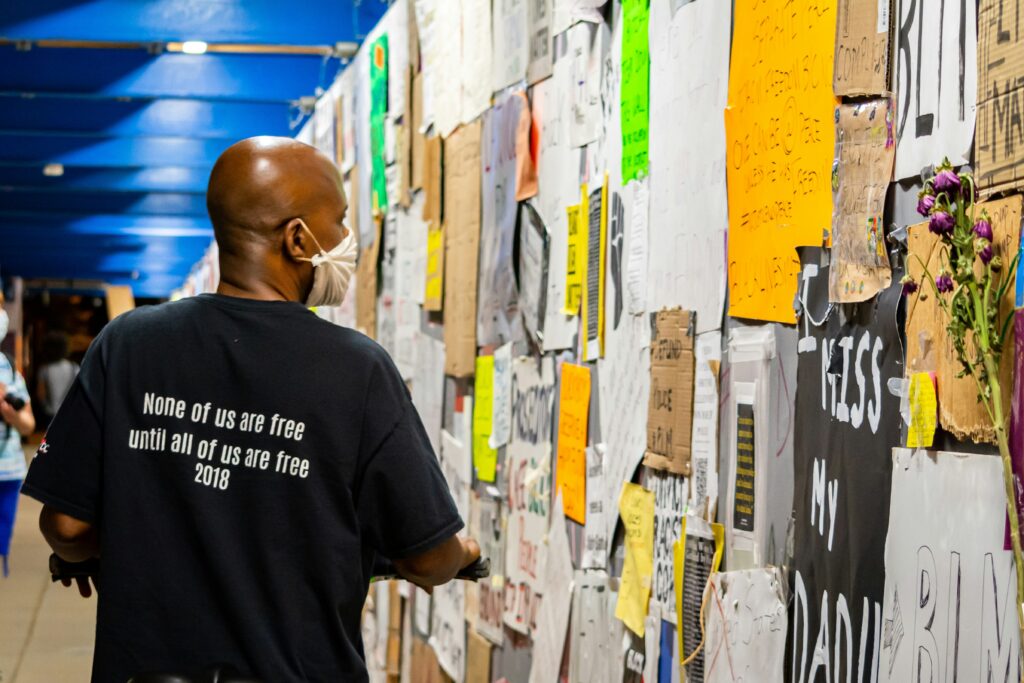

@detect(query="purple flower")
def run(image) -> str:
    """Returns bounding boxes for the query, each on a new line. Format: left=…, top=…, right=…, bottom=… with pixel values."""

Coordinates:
left=900, top=276, right=919, bottom=296
left=933, top=169, right=962, bottom=195
left=917, top=194, right=936, bottom=216
left=979, top=243, right=994, bottom=264
left=935, top=274, right=954, bottom=293
left=973, top=219, right=993, bottom=241
left=928, top=211, right=955, bottom=236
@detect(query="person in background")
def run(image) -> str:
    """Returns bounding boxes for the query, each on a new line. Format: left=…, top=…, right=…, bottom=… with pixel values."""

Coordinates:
left=36, top=331, right=79, bottom=429
left=22, top=137, right=478, bottom=682
left=0, top=290, right=36, bottom=576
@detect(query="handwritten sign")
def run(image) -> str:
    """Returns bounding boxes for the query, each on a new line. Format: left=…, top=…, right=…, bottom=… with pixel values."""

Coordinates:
left=564, top=202, right=584, bottom=315
left=620, top=0, right=649, bottom=181
left=370, top=35, right=389, bottom=214
left=643, top=309, right=696, bottom=475
left=725, top=0, right=837, bottom=323
left=473, top=356, right=499, bottom=482
left=975, top=0, right=1024, bottom=193
left=833, top=0, right=892, bottom=96
left=556, top=362, right=590, bottom=524
left=615, top=481, right=655, bottom=636
left=648, top=469, right=688, bottom=623
left=476, top=497, right=505, bottom=646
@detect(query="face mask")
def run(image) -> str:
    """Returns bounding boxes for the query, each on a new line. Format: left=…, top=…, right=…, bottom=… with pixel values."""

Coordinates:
left=0, top=310, right=9, bottom=340
left=296, top=220, right=358, bottom=307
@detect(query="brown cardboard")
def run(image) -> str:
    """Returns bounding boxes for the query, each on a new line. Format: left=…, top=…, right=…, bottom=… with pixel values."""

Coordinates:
left=905, top=195, right=1023, bottom=443
left=833, top=0, right=892, bottom=96
left=398, top=66, right=414, bottom=209
left=465, top=631, right=492, bottom=683
left=356, top=216, right=382, bottom=339
left=410, top=637, right=446, bottom=683
left=104, top=285, right=135, bottom=320
left=975, top=0, right=1024, bottom=194
left=422, top=135, right=443, bottom=225
left=643, top=308, right=696, bottom=475
left=412, top=73, right=427, bottom=191
left=386, top=582, right=402, bottom=677
left=335, top=91, right=345, bottom=167
left=829, top=99, right=895, bottom=302
left=443, top=122, right=483, bottom=378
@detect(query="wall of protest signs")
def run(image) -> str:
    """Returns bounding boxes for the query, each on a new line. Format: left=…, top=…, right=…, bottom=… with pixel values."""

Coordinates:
left=171, top=0, right=1024, bottom=680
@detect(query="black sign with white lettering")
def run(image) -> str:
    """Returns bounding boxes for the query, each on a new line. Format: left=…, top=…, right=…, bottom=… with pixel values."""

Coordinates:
left=788, top=248, right=904, bottom=683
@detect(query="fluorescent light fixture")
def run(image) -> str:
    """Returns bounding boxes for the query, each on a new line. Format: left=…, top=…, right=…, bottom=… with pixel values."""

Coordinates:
left=43, top=163, right=64, bottom=177
left=180, top=40, right=208, bottom=55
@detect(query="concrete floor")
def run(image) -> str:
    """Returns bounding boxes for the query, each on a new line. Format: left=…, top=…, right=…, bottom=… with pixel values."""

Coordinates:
left=0, top=452, right=96, bottom=682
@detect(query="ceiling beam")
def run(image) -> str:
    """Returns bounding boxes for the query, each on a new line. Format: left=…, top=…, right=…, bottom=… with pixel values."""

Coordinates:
left=0, top=46, right=341, bottom=103
left=0, top=0, right=387, bottom=45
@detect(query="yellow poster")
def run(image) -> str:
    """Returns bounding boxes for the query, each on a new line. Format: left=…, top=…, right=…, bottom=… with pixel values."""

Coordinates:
left=907, top=372, right=938, bottom=449
left=725, top=0, right=837, bottom=323
left=424, top=225, right=444, bottom=311
left=564, top=199, right=585, bottom=315
left=473, top=356, right=498, bottom=482
left=615, top=481, right=655, bottom=637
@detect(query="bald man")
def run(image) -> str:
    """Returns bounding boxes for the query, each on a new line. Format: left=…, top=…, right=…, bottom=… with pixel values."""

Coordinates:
left=22, top=137, right=479, bottom=683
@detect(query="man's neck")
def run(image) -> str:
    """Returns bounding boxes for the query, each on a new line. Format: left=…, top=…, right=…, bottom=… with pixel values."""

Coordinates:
left=216, top=276, right=296, bottom=303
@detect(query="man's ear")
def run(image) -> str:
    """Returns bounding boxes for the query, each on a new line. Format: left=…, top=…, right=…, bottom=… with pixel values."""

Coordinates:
left=282, top=218, right=309, bottom=262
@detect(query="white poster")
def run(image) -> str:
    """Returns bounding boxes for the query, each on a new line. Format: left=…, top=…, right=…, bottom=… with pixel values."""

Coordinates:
left=476, top=497, right=506, bottom=646
left=518, top=202, right=550, bottom=344
left=313, top=90, right=336, bottom=161
left=567, top=21, right=607, bottom=149
left=489, top=343, right=513, bottom=449
left=478, top=96, right=523, bottom=347
left=384, top=0, right=409, bottom=122
left=531, top=74, right=581, bottom=351
left=582, top=443, right=609, bottom=569
left=440, top=430, right=471, bottom=520
left=705, top=568, right=787, bottom=683
left=493, top=0, right=529, bottom=91
left=894, top=0, right=978, bottom=179
left=432, top=0, right=463, bottom=137
left=527, top=0, right=554, bottom=84
left=393, top=197, right=428, bottom=378
left=568, top=571, right=627, bottom=683
left=461, top=0, right=494, bottom=124
left=648, top=469, right=688, bottom=622
left=690, top=330, right=722, bottom=519
left=413, top=0, right=438, bottom=131
left=430, top=577, right=466, bottom=683
left=338, top=66, right=357, bottom=172
left=528, top=494, right=574, bottom=683
left=880, top=449, right=1022, bottom=682
left=410, top=333, right=445, bottom=456
left=504, top=355, right=556, bottom=635
left=647, top=0, right=730, bottom=334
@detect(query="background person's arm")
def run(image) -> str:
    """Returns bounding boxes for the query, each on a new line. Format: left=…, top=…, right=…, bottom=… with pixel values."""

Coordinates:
left=393, top=535, right=480, bottom=587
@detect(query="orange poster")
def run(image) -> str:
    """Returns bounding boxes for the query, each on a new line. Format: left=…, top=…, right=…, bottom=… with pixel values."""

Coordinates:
left=725, top=0, right=837, bottom=323
left=556, top=363, right=590, bottom=524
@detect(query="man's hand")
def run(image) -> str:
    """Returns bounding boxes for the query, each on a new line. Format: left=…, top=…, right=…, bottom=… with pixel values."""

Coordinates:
left=0, top=399, right=18, bottom=425
left=59, top=574, right=97, bottom=599
left=393, top=535, right=482, bottom=589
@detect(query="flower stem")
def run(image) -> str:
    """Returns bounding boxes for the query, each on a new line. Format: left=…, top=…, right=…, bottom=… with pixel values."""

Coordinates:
left=983, top=354, right=1024, bottom=672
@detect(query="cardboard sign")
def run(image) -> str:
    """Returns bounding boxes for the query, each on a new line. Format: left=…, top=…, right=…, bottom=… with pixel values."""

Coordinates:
left=905, top=195, right=1022, bottom=443
left=104, top=285, right=135, bottom=320
left=975, top=0, right=1024, bottom=194
left=829, top=99, right=895, bottom=302
left=356, top=217, right=382, bottom=340
left=422, top=135, right=443, bottom=227
left=833, top=0, right=892, bottom=96
left=443, top=122, right=483, bottom=378
left=643, top=309, right=695, bottom=476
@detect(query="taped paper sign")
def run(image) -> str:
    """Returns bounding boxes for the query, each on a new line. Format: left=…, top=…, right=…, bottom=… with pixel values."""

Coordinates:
left=906, top=372, right=937, bottom=448
left=674, top=516, right=725, bottom=682
left=704, top=568, right=787, bottom=683
left=424, top=225, right=444, bottom=311
left=473, top=356, right=499, bottom=483
left=725, top=0, right=837, bottom=323
left=894, top=0, right=978, bottom=180
left=647, top=469, right=688, bottom=622
left=489, top=343, right=513, bottom=449
left=882, top=448, right=1022, bottom=682
left=430, top=577, right=466, bottom=682
left=975, top=0, right=1024, bottom=193
left=569, top=572, right=626, bottom=683
left=615, top=481, right=655, bottom=637
left=518, top=203, right=550, bottom=344
left=582, top=443, right=609, bottom=569
left=829, top=99, right=895, bottom=303
left=556, top=362, right=591, bottom=524
left=526, top=0, right=553, bottom=84
left=568, top=21, right=606, bottom=149
left=647, top=0, right=731, bottom=335
left=564, top=201, right=585, bottom=315
left=582, top=179, right=607, bottom=360
left=527, top=494, right=574, bottom=683
left=834, top=0, right=892, bottom=96
left=690, top=330, right=722, bottom=520
left=620, top=0, right=649, bottom=182
left=905, top=195, right=1021, bottom=443
left=505, top=355, right=556, bottom=635
left=492, top=0, right=528, bottom=92
left=476, top=497, right=505, bottom=646
left=643, top=309, right=696, bottom=476
left=443, top=122, right=483, bottom=378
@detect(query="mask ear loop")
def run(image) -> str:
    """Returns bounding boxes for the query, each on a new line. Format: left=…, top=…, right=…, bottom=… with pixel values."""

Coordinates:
left=295, top=219, right=328, bottom=264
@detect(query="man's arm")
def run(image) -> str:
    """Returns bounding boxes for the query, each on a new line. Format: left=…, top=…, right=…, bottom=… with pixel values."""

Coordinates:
left=393, top=535, right=480, bottom=587
left=39, top=506, right=98, bottom=563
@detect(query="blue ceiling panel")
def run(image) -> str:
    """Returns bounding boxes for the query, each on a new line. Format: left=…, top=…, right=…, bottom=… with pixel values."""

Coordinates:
left=1, top=0, right=387, bottom=44
left=0, top=132, right=229, bottom=168
left=0, top=47, right=341, bottom=103
left=0, top=212, right=213, bottom=237
left=0, top=95, right=294, bottom=139
left=0, top=166, right=210, bottom=194
left=0, top=189, right=206, bottom=216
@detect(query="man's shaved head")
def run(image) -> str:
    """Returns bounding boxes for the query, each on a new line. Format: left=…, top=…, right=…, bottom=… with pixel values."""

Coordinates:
left=206, top=136, right=349, bottom=302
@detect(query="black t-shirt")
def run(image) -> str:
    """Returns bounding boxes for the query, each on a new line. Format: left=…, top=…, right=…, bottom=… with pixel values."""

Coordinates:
left=23, top=294, right=462, bottom=683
